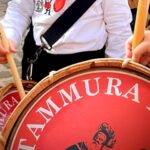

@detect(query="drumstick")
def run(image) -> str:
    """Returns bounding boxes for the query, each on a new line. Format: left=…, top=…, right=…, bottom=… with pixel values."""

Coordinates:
left=122, top=0, right=150, bottom=67
left=0, top=24, right=25, bottom=99
left=0, top=133, right=4, bottom=148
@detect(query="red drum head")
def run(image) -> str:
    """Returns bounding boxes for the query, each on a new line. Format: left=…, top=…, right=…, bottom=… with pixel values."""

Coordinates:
left=1, top=59, right=150, bottom=150
left=0, top=80, right=36, bottom=131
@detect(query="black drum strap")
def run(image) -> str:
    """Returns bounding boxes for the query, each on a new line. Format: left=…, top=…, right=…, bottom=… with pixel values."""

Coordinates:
left=41, top=0, right=96, bottom=51
left=24, top=0, right=96, bottom=81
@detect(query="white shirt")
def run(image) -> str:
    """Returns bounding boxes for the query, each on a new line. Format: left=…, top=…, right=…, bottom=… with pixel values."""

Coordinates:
left=2, top=0, right=132, bottom=58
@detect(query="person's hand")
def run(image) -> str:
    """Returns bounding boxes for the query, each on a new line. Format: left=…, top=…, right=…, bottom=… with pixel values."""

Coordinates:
left=0, top=39, right=16, bottom=64
left=125, top=30, right=150, bottom=66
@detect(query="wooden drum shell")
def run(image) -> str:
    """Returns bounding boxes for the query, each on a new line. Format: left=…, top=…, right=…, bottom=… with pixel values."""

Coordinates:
left=1, top=58, right=150, bottom=150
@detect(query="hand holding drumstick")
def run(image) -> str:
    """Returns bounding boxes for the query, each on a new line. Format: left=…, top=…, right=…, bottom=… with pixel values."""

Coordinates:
left=0, top=24, right=25, bottom=99
left=123, top=0, right=150, bottom=67
left=125, top=30, right=150, bottom=66
left=0, top=38, right=16, bottom=64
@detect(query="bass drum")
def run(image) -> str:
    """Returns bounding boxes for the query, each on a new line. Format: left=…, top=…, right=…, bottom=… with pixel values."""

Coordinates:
left=1, top=58, right=150, bottom=150
left=0, top=80, right=36, bottom=131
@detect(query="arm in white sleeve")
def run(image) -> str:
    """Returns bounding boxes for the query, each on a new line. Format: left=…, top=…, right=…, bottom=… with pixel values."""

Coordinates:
left=2, top=0, right=34, bottom=48
left=102, top=0, right=132, bottom=58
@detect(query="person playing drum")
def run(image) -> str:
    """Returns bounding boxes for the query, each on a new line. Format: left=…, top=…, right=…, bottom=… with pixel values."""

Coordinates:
left=125, top=30, right=150, bottom=66
left=0, top=0, right=132, bottom=82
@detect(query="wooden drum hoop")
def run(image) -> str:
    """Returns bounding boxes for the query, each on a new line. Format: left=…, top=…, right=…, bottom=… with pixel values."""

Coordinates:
left=0, top=80, right=36, bottom=132
left=1, top=58, right=150, bottom=150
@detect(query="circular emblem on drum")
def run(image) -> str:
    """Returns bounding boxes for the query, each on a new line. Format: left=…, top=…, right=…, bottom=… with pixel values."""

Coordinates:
left=1, top=59, right=150, bottom=150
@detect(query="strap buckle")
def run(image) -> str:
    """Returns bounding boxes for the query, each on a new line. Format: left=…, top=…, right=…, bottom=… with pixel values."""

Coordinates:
left=26, top=47, right=43, bottom=80
left=40, top=36, right=53, bottom=52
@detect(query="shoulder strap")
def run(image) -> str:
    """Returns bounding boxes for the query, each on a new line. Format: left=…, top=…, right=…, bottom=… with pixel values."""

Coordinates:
left=41, top=0, right=96, bottom=50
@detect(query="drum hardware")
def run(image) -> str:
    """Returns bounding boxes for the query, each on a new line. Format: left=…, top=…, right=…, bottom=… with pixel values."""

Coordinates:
left=26, top=47, right=43, bottom=80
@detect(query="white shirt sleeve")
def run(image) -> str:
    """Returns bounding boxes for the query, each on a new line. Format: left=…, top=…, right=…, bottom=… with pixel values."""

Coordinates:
left=2, top=0, right=34, bottom=48
left=102, top=0, right=132, bottom=58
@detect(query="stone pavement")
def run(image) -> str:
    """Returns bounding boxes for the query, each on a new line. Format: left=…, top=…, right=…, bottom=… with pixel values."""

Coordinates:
left=0, top=0, right=23, bottom=87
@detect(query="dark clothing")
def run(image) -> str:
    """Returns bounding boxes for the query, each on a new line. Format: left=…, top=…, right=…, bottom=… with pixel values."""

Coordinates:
left=22, top=25, right=105, bottom=82
left=130, top=8, right=137, bottom=32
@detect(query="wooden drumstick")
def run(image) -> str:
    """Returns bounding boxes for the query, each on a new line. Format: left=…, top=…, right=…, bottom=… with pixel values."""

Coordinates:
left=0, top=132, right=4, bottom=149
left=0, top=23, right=25, bottom=99
left=122, top=0, right=150, bottom=67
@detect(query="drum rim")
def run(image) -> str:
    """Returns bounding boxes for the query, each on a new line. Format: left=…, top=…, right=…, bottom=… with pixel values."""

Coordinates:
left=1, top=58, right=150, bottom=149
left=0, top=80, right=36, bottom=100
